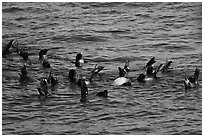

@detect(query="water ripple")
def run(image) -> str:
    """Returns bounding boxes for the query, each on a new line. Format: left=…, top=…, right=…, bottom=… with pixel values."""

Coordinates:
left=2, top=2, right=202, bottom=135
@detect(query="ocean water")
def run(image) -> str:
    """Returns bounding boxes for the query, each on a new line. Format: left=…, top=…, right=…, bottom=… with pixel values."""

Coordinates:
left=2, top=2, right=202, bottom=135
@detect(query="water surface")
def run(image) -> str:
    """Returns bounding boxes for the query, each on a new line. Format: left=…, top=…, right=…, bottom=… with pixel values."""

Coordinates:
left=2, top=2, right=202, bottom=135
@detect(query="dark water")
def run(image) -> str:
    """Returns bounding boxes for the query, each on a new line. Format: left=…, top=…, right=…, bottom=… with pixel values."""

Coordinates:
left=2, top=2, right=202, bottom=135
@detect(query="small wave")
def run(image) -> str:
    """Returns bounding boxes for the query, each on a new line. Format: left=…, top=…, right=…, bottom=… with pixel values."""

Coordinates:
left=90, top=2, right=123, bottom=8
left=90, top=57, right=109, bottom=62
left=3, top=115, right=24, bottom=121
left=123, top=2, right=158, bottom=8
left=90, top=56, right=144, bottom=63
left=152, top=42, right=169, bottom=47
left=125, top=126, right=153, bottom=133
left=98, top=116, right=115, bottom=121
left=58, top=2, right=78, bottom=7
left=98, top=9, right=122, bottom=15
left=168, top=107, right=186, bottom=112
left=109, top=30, right=131, bottom=34
left=94, top=29, right=131, bottom=34
left=111, top=56, right=145, bottom=62
left=52, top=34, right=109, bottom=43
left=135, top=13, right=151, bottom=18
left=15, top=17, right=29, bottom=21
left=69, top=34, right=109, bottom=42
left=134, top=110, right=163, bottom=118
left=164, top=45, right=195, bottom=52
left=158, top=15, right=176, bottom=19
left=173, top=129, right=202, bottom=135
left=31, top=22, right=58, bottom=30
left=3, top=7, right=24, bottom=13
left=25, top=5, right=54, bottom=14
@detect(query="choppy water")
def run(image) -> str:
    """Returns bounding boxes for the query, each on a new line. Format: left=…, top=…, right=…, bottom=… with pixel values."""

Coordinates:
left=2, top=2, right=202, bottom=135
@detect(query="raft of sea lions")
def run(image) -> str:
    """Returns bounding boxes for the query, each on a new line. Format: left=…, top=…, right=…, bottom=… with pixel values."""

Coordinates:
left=2, top=39, right=200, bottom=102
